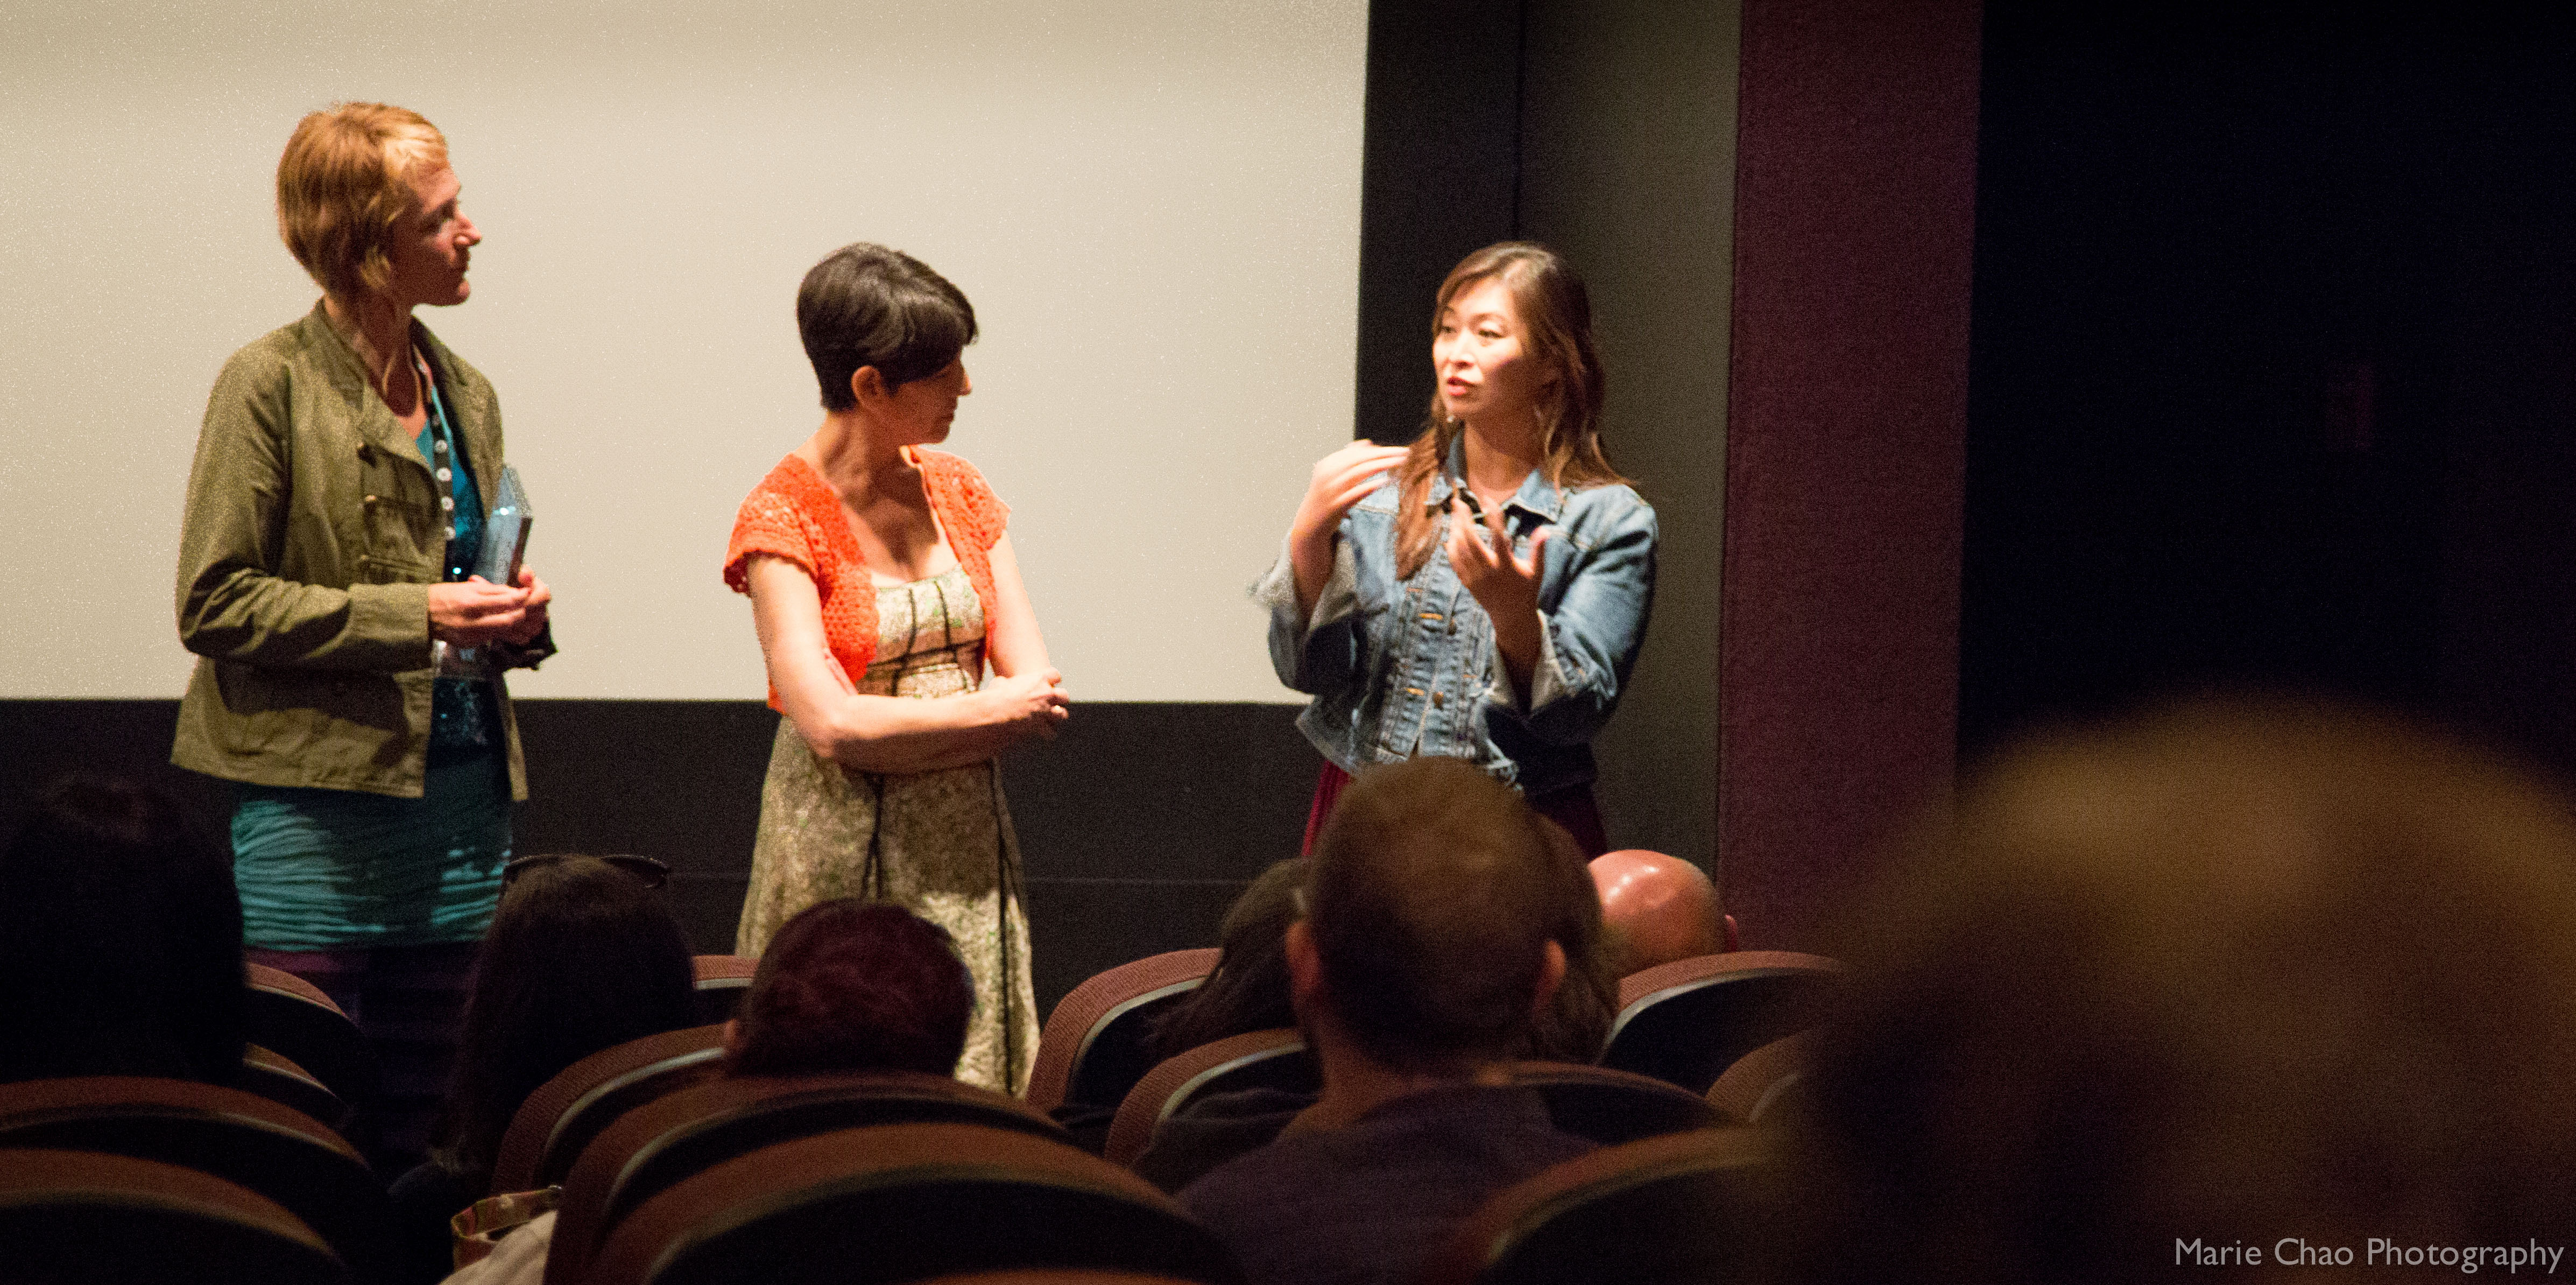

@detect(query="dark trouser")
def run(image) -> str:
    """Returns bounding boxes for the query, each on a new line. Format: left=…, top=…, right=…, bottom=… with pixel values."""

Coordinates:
left=245, top=942, right=479, bottom=1174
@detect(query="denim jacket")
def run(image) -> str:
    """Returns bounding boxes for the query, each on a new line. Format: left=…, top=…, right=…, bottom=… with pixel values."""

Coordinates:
left=1254, top=445, right=1656, bottom=796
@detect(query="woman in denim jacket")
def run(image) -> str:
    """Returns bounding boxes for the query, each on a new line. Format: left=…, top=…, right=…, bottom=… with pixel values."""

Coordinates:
left=1257, top=243, right=1654, bottom=854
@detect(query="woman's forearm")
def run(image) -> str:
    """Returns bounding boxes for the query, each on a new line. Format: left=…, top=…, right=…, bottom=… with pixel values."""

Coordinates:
left=1490, top=607, right=1542, bottom=706
left=752, top=554, right=1036, bottom=775
left=1288, top=525, right=1339, bottom=624
left=801, top=690, right=1020, bottom=774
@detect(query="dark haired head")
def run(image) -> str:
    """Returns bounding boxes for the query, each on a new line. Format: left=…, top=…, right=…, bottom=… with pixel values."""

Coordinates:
left=1390, top=241, right=1626, bottom=581
left=1791, top=699, right=2576, bottom=1283
left=432, top=855, right=698, bottom=1178
left=797, top=243, right=978, bottom=411
left=1520, top=818, right=1617, bottom=1064
left=728, top=900, right=975, bottom=1078
left=1149, top=858, right=1309, bottom=1063
left=0, top=775, right=243, bottom=1084
left=1306, top=759, right=1566, bottom=1075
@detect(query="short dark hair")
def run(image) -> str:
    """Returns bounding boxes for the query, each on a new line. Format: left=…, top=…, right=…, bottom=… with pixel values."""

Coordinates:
left=729, top=900, right=975, bottom=1078
left=1308, top=759, right=1565, bottom=1075
left=797, top=243, right=977, bottom=411
left=433, top=855, right=700, bottom=1178
left=0, top=775, right=244, bottom=1085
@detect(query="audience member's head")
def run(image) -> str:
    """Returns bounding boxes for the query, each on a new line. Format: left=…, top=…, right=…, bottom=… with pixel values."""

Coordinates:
left=1294, top=759, right=1569, bottom=1079
left=1590, top=848, right=1732, bottom=975
left=1521, top=819, right=1618, bottom=1064
left=1788, top=699, right=2576, bottom=1284
left=1149, top=858, right=1309, bottom=1064
left=433, top=855, right=698, bottom=1178
left=727, top=899, right=975, bottom=1078
left=0, top=775, right=243, bottom=1084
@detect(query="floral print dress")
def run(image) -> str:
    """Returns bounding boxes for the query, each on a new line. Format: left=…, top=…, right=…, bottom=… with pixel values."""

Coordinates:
left=725, top=451, right=1038, bottom=1094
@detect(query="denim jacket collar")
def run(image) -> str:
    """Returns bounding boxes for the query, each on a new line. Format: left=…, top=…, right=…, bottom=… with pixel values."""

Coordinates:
left=1424, top=432, right=1568, bottom=523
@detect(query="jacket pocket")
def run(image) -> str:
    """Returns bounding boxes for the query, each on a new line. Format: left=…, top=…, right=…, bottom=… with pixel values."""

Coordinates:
left=356, top=443, right=441, bottom=570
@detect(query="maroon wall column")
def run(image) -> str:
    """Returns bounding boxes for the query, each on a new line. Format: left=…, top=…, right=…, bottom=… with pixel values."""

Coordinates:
left=1719, top=0, right=1983, bottom=946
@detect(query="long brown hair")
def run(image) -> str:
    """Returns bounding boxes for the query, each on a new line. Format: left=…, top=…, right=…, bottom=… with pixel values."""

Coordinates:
left=1391, top=242, right=1626, bottom=580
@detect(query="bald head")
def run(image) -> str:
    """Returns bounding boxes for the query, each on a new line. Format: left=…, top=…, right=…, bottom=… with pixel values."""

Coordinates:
left=1592, top=850, right=1726, bottom=975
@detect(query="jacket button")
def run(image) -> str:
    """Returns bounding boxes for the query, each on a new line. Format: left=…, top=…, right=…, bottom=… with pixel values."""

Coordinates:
left=1432, top=691, right=1446, bottom=708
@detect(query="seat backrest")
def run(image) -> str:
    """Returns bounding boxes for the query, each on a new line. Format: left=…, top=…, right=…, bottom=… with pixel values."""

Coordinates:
left=689, top=954, right=759, bottom=1026
left=243, top=961, right=380, bottom=1109
left=585, top=1123, right=1241, bottom=1285
left=0, top=1076, right=392, bottom=1280
left=1102, top=1028, right=1315, bottom=1167
left=1415, top=1127, right=1778, bottom=1285
left=237, top=1044, right=353, bottom=1134
left=0, top=1148, right=350, bottom=1284
left=1705, top=1032, right=1810, bottom=1125
left=490, top=1023, right=729, bottom=1193
left=1502, top=1063, right=1728, bottom=1146
left=1028, top=949, right=1221, bottom=1115
left=546, top=1071, right=1074, bottom=1284
left=1599, top=952, right=1844, bottom=1095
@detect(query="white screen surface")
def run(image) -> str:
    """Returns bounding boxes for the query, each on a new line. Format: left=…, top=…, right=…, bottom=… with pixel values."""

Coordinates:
left=0, top=0, right=1364, bottom=701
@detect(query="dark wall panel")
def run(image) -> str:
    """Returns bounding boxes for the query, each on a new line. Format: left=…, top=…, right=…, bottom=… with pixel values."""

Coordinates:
left=1353, top=0, right=1526, bottom=442
left=1516, top=0, right=1737, bottom=873
left=0, top=699, right=1311, bottom=1015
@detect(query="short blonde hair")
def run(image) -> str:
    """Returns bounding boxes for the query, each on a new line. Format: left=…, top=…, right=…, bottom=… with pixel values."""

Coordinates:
left=276, top=103, right=448, bottom=300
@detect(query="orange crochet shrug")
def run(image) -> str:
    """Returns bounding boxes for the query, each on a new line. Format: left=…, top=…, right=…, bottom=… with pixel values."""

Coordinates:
left=723, top=449, right=1010, bottom=712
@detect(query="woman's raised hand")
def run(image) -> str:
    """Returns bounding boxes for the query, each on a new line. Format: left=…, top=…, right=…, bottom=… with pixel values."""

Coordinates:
left=1445, top=495, right=1547, bottom=626
left=984, top=669, right=1072, bottom=742
left=1289, top=441, right=1411, bottom=547
left=1288, top=441, right=1410, bottom=620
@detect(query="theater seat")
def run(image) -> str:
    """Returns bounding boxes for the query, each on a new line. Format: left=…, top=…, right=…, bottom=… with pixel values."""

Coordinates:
left=0, top=1148, right=350, bottom=1284
left=1599, top=952, right=1844, bottom=1094
left=1414, top=1127, right=1778, bottom=1285
left=237, top=1043, right=352, bottom=1133
left=1028, top=949, right=1221, bottom=1117
left=1502, top=1063, right=1728, bottom=1145
left=1103, top=1028, right=1315, bottom=1167
left=585, top=1123, right=1241, bottom=1285
left=0, top=1077, right=394, bottom=1280
left=1705, top=1033, right=1809, bottom=1125
left=545, top=1071, right=1075, bottom=1285
left=489, top=1024, right=729, bottom=1193
left=244, top=961, right=380, bottom=1111
left=689, top=954, right=758, bottom=1026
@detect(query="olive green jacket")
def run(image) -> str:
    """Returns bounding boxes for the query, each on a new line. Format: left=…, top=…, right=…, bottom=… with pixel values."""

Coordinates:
left=172, top=301, right=545, bottom=799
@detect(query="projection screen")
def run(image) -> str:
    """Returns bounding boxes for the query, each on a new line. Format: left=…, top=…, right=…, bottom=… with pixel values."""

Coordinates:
left=0, top=0, right=1365, bottom=703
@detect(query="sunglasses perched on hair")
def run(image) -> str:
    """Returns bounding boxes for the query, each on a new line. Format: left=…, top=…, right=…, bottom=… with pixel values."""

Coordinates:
left=500, top=853, right=670, bottom=890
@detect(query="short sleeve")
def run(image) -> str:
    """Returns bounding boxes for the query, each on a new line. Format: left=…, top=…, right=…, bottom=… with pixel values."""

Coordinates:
left=724, top=476, right=818, bottom=595
left=913, top=450, right=1003, bottom=547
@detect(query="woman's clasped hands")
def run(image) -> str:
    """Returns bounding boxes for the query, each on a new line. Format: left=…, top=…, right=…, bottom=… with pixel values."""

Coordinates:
left=428, top=568, right=552, bottom=647
left=983, top=669, right=1071, bottom=742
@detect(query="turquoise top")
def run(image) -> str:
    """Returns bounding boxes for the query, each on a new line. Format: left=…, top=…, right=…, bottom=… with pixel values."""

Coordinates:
left=420, top=359, right=501, bottom=750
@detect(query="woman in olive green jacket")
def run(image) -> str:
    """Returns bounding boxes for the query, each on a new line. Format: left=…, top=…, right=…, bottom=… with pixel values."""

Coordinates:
left=172, top=102, right=552, bottom=1167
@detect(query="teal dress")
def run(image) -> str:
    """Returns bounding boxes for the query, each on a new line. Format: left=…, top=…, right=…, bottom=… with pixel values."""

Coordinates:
left=230, top=357, right=510, bottom=950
